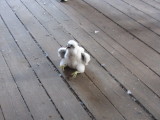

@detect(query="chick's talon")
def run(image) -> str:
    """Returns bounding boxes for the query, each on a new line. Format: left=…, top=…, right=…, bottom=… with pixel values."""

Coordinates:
left=60, top=65, right=66, bottom=71
left=71, top=71, right=80, bottom=78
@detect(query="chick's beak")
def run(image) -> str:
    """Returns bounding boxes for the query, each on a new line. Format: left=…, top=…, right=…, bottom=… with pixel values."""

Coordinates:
left=66, top=44, right=70, bottom=49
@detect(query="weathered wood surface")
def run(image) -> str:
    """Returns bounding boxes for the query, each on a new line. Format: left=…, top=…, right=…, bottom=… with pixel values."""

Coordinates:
left=0, top=0, right=160, bottom=120
left=0, top=51, right=33, bottom=120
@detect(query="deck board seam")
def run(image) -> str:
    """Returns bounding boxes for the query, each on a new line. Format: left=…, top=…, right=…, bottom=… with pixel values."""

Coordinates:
left=96, top=63, right=157, bottom=120
left=140, top=0, right=160, bottom=11
left=0, top=104, right=6, bottom=120
left=84, top=73, right=127, bottom=120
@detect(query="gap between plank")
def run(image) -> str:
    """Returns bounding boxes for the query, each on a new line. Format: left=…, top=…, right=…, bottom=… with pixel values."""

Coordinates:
left=0, top=104, right=6, bottom=120
left=141, top=0, right=160, bottom=11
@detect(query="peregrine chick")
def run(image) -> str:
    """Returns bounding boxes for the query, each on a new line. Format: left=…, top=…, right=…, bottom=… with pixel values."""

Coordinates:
left=58, top=40, right=90, bottom=78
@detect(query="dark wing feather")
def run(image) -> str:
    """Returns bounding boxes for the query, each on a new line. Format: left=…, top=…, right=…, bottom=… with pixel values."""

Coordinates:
left=81, top=53, right=86, bottom=63
left=58, top=47, right=66, bottom=58
left=81, top=52, right=91, bottom=65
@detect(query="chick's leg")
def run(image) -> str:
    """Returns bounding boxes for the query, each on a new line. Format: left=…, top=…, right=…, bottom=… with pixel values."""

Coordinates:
left=60, top=65, right=66, bottom=71
left=71, top=64, right=85, bottom=78
left=60, top=59, right=67, bottom=71
left=71, top=71, right=80, bottom=78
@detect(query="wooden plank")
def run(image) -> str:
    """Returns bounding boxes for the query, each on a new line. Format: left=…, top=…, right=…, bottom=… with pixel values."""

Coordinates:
left=50, top=0, right=160, bottom=98
left=10, top=0, right=159, bottom=119
left=5, top=0, right=129, bottom=120
left=0, top=1, right=93, bottom=120
left=141, top=0, right=160, bottom=10
left=0, top=51, right=33, bottom=120
left=13, top=0, right=154, bottom=120
left=122, top=0, right=160, bottom=21
left=22, top=0, right=160, bottom=119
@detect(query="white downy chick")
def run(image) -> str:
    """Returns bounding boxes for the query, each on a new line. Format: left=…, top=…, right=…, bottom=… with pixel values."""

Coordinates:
left=58, top=40, right=90, bottom=78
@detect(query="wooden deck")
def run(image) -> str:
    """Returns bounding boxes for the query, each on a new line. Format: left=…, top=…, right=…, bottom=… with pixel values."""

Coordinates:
left=0, top=0, right=160, bottom=119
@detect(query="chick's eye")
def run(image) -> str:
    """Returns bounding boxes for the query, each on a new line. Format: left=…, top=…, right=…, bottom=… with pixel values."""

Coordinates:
left=71, top=45, right=74, bottom=48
